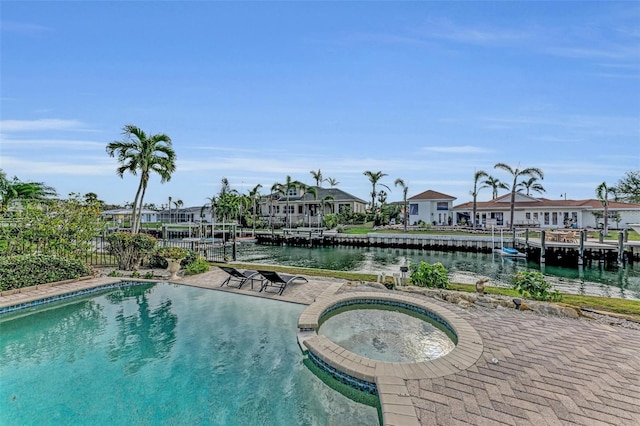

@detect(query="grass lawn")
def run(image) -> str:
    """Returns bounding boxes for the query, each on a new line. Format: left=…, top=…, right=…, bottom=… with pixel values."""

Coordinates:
left=219, top=262, right=640, bottom=321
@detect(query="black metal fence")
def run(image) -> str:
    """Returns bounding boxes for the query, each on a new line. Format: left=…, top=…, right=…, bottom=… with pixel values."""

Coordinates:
left=1, top=235, right=231, bottom=267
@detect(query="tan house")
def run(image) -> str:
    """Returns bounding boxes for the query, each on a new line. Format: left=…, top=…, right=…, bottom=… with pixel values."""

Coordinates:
left=452, top=193, right=640, bottom=229
left=259, top=186, right=367, bottom=227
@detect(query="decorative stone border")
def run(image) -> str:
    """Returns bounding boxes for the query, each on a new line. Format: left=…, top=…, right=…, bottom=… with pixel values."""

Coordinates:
left=297, top=292, right=484, bottom=426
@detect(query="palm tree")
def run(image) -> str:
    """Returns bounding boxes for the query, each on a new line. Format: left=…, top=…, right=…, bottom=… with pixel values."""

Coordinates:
left=310, top=169, right=323, bottom=187
left=248, top=184, right=262, bottom=235
left=394, top=178, right=409, bottom=232
left=305, top=185, right=318, bottom=227
left=321, top=194, right=335, bottom=226
left=106, top=124, right=176, bottom=234
left=168, top=196, right=172, bottom=224
left=172, top=199, right=183, bottom=223
left=518, top=176, right=546, bottom=196
left=494, top=163, right=544, bottom=230
left=324, top=177, right=340, bottom=187
left=272, top=175, right=304, bottom=228
left=483, top=175, right=508, bottom=200
left=596, top=182, right=616, bottom=234
left=470, top=170, right=489, bottom=228
left=363, top=170, right=389, bottom=212
left=0, top=173, right=57, bottom=212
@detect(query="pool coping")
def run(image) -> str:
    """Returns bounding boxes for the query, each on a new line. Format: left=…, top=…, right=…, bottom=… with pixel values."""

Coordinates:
left=297, top=292, right=484, bottom=426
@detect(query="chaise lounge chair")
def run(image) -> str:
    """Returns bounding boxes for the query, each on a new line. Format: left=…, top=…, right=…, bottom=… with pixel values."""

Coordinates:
left=219, top=266, right=263, bottom=290
left=257, top=270, right=308, bottom=296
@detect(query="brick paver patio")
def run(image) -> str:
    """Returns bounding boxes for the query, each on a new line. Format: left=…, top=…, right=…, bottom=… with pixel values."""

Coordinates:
left=2, top=267, right=639, bottom=425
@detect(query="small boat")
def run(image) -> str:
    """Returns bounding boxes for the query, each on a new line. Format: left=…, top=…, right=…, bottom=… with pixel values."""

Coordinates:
left=496, top=247, right=526, bottom=258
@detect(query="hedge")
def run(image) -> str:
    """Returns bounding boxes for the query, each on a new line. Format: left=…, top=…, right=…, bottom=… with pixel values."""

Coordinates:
left=0, top=254, right=92, bottom=291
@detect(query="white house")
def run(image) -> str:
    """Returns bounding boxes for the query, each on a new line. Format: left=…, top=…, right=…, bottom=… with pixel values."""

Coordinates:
left=452, top=193, right=640, bottom=229
left=407, top=190, right=457, bottom=226
left=101, top=208, right=159, bottom=225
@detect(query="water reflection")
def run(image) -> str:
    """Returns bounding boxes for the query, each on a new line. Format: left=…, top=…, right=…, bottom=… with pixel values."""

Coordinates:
left=106, top=285, right=178, bottom=375
left=237, top=245, right=640, bottom=299
left=0, top=299, right=107, bottom=365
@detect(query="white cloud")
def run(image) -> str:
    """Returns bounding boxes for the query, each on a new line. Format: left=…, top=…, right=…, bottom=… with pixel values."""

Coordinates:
left=1, top=119, right=88, bottom=132
left=422, top=145, right=491, bottom=154
left=0, top=137, right=104, bottom=149
left=1, top=156, right=114, bottom=176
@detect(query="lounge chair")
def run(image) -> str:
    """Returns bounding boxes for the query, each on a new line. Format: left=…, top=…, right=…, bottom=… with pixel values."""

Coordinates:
left=257, top=270, right=308, bottom=296
left=219, top=266, right=263, bottom=290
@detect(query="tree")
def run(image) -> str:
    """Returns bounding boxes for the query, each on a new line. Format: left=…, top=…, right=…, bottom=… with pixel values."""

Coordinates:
left=596, top=182, right=616, bottom=234
left=272, top=175, right=304, bottom=228
left=494, top=163, right=544, bottom=230
left=614, top=170, right=640, bottom=203
left=172, top=199, right=183, bottom=223
left=0, top=173, right=57, bottom=213
left=377, top=190, right=388, bottom=206
left=248, top=184, right=262, bottom=235
left=470, top=170, right=489, bottom=228
left=310, top=169, right=323, bottom=187
left=363, top=170, right=389, bottom=212
left=483, top=175, right=508, bottom=200
left=394, top=178, right=409, bottom=233
left=518, top=176, right=546, bottom=196
left=106, top=124, right=176, bottom=234
left=304, top=185, right=318, bottom=227
left=324, top=177, right=340, bottom=187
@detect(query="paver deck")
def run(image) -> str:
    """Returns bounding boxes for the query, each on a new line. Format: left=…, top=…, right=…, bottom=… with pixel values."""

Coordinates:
left=2, top=268, right=639, bottom=425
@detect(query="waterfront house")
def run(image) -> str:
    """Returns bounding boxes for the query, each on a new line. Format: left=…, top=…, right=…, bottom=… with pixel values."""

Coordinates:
left=407, top=190, right=457, bottom=226
left=259, top=186, right=367, bottom=227
left=452, top=193, right=640, bottom=229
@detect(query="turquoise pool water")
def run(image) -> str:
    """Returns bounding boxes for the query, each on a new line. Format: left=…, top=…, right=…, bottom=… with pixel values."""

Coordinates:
left=0, top=283, right=379, bottom=425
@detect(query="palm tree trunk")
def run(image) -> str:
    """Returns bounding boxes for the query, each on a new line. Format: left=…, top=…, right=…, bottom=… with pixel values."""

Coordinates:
left=135, top=182, right=149, bottom=234
left=130, top=179, right=145, bottom=233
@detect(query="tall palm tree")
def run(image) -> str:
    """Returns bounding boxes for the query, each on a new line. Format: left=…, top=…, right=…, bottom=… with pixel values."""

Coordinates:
left=470, top=170, right=489, bottom=228
left=106, top=124, right=176, bottom=234
left=483, top=175, right=508, bottom=200
left=596, top=182, right=616, bottom=234
left=310, top=169, right=323, bottom=187
left=363, top=170, right=389, bottom=212
left=172, top=199, right=183, bottom=223
left=494, top=163, right=544, bottom=230
left=518, top=176, right=546, bottom=196
left=168, top=196, right=172, bottom=224
left=304, top=185, right=318, bottom=227
left=321, top=194, right=335, bottom=226
left=272, top=175, right=304, bottom=228
left=394, top=178, right=409, bottom=233
left=324, top=177, right=340, bottom=187
left=248, top=184, right=262, bottom=235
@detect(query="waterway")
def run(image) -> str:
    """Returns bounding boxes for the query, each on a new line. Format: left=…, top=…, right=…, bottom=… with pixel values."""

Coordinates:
left=236, top=244, right=640, bottom=300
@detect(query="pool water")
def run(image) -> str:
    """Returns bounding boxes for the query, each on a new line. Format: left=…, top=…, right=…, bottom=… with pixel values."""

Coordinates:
left=0, top=283, right=379, bottom=425
left=318, top=307, right=455, bottom=363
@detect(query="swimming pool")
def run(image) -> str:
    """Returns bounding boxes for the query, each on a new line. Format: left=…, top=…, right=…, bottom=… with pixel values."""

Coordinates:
left=0, top=283, right=379, bottom=425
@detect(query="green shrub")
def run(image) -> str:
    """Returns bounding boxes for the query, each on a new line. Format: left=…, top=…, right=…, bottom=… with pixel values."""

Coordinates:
left=106, top=232, right=157, bottom=270
left=512, top=271, right=562, bottom=302
left=409, top=261, right=449, bottom=289
left=0, top=254, right=92, bottom=291
left=107, top=270, right=123, bottom=277
left=184, top=257, right=210, bottom=275
left=143, top=271, right=154, bottom=279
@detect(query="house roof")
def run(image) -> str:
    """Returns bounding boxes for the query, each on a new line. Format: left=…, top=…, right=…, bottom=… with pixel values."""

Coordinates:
left=409, top=189, right=456, bottom=201
left=270, top=187, right=367, bottom=204
left=453, top=194, right=640, bottom=211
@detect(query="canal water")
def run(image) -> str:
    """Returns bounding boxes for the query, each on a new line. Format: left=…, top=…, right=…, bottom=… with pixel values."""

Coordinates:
left=236, top=244, right=640, bottom=300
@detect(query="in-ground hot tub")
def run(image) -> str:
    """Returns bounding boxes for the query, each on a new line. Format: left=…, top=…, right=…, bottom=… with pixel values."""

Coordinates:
left=298, top=293, right=484, bottom=394
left=318, top=305, right=456, bottom=363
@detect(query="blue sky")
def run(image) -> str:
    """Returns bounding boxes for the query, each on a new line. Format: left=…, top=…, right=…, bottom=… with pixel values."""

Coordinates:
left=1, top=1, right=639, bottom=208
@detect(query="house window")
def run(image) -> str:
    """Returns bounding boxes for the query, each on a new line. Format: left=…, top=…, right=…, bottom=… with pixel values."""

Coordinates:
left=533, top=212, right=538, bottom=220
left=298, top=205, right=303, bottom=214
left=287, top=189, right=297, bottom=196
left=552, top=212, right=558, bottom=225
left=526, top=212, right=531, bottom=220
left=409, top=204, right=418, bottom=215
left=544, top=212, right=550, bottom=225
left=436, top=202, right=448, bottom=211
